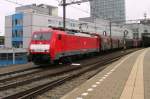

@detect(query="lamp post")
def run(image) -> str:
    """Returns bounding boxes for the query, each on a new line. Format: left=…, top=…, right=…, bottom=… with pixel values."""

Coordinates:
left=123, top=30, right=128, bottom=50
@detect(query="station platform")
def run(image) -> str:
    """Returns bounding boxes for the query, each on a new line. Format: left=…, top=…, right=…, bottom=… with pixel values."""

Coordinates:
left=61, top=48, right=150, bottom=99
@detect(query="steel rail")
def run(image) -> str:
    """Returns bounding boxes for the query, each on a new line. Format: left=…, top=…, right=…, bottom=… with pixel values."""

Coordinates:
left=2, top=49, right=138, bottom=99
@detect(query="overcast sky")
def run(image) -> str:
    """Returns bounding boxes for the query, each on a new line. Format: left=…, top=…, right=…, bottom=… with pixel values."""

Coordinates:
left=0, top=0, right=150, bottom=35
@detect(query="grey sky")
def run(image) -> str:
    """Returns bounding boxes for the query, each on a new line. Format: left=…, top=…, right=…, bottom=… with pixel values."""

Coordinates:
left=0, top=0, right=150, bottom=35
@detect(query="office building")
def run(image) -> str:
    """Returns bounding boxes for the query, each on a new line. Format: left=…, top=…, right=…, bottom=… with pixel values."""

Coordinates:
left=5, top=4, right=130, bottom=49
left=90, top=0, right=126, bottom=22
left=5, top=4, right=58, bottom=48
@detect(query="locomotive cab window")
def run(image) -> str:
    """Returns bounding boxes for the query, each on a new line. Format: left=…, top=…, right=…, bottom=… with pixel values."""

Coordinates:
left=32, top=32, right=52, bottom=40
left=58, top=34, right=62, bottom=40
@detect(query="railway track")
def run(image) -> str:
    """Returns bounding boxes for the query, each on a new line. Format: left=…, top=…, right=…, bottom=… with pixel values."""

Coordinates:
left=0, top=67, right=42, bottom=83
left=0, top=50, right=121, bottom=89
left=0, top=66, right=38, bottom=77
left=0, top=49, right=139, bottom=99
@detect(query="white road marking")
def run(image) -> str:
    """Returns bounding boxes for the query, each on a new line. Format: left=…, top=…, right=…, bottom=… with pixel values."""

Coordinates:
left=92, top=85, right=97, bottom=88
left=77, top=51, right=137, bottom=99
left=104, top=74, right=108, bottom=77
left=102, top=77, right=106, bottom=79
left=99, top=79, right=103, bottom=82
left=96, top=82, right=100, bottom=84
left=76, top=97, right=83, bottom=99
left=72, top=50, right=142, bottom=99
left=111, top=69, right=115, bottom=72
left=87, top=88, right=93, bottom=92
left=81, top=92, right=88, bottom=96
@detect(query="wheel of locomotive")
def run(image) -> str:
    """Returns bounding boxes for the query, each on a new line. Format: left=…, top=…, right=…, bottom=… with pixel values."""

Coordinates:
left=53, top=60, right=59, bottom=65
left=59, top=56, right=72, bottom=64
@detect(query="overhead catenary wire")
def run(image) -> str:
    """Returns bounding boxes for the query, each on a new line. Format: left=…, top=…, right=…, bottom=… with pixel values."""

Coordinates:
left=3, top=0, right=60, bottom=15
left=3, top=0, right=124, bottom=31
left=59, top=0, right=91, bottom=30
left=3, top=0, right=90, bottom=17
left=3, top=0, right=110, bottom=37
left=3, top=0, right=125, bottom=34
left=3, top=0, right=23, bottom=5
left=3, top=0, right=91, bottom=18
left=3, top=0, right=142, bottom=24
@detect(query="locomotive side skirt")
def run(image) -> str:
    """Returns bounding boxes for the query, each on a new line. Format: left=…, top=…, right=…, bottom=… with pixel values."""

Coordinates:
left=55, top=48, right=99, bottom=59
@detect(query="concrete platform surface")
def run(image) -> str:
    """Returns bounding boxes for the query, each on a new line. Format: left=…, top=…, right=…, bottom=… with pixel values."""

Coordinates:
left=61, top=48, right=150, bottom=99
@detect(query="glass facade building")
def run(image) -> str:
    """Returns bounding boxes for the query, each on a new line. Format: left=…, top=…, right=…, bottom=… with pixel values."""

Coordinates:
left=12, top=13, right=23, bottom=48
left=90, top=0, right=126, bottom=23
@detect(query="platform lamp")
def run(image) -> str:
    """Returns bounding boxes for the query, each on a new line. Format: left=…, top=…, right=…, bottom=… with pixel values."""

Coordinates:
left=123, top=30, right=128, bottom=50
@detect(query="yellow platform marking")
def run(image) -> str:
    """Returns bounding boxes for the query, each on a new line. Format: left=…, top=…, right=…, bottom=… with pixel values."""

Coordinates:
left=120, top=49, right=148, bottom=99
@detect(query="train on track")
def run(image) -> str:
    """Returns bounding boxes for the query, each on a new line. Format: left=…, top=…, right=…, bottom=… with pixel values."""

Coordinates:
left=142, top=33, right=150, bottom=47
left=29, top=28, right=141, bottom=65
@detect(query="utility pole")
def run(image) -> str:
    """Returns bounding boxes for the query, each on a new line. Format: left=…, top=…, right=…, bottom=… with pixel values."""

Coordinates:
left=62, top=0, right=66, bottom=30
left=60, top=0, right=92, bottom=30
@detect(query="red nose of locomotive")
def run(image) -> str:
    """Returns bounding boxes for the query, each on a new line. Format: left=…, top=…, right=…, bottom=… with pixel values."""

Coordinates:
left=29, top=31, right=52, bottom=65
left=29, top=41, right=50, bottom=54
left=29, top=31, right=52, bottom=54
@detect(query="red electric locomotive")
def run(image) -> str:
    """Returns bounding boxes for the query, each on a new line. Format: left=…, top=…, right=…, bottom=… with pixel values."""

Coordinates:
left=29, top=28, right=100, bottom=64
left=29, top=28, right=141, bottom=65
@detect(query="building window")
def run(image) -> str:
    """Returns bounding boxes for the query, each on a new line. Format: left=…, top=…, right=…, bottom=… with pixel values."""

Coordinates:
left=133, top=33, right=139, bottom=39
left=12, top=30, right=23, bottom=38
left=12, top=13, right=23, bottom=27
left=13, top=19, right=23, bottom=26
left=59, top=21, right=62, bottom=26
left=132, top=28, right=139, bottom=33
left=12, top=41, right=23, bottom=48
left=144, top=30, right=148, bottom=33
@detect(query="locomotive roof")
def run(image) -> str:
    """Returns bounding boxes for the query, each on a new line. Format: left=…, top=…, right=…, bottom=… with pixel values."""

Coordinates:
left=33, top=28, right=98, bottom=38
